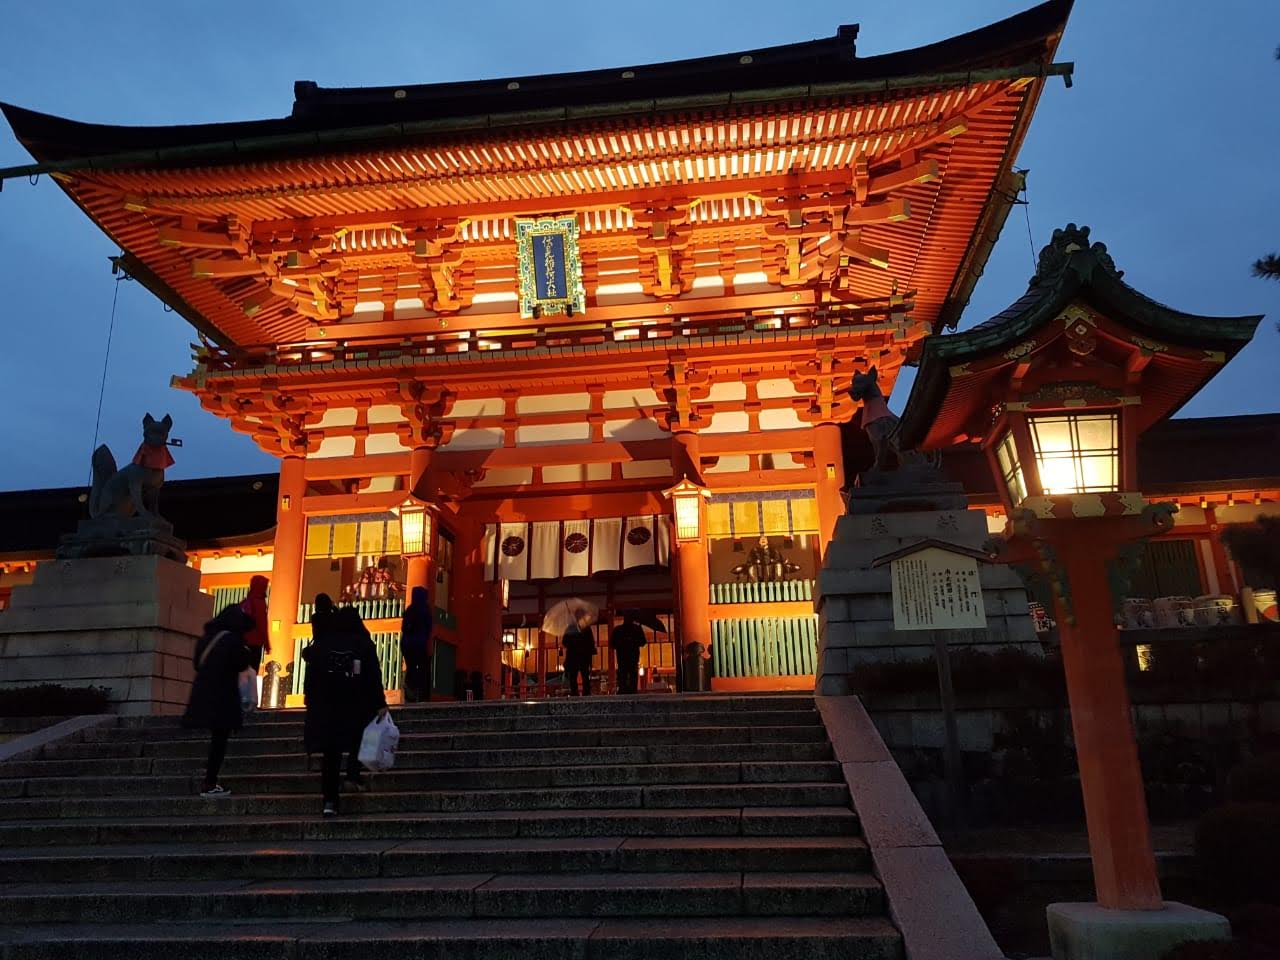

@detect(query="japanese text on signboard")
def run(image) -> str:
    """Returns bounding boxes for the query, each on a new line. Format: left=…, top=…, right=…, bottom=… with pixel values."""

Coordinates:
left=890, top=547, right=987, bottom=631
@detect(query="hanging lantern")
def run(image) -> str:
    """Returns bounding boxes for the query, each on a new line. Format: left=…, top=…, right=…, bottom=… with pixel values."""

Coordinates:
left=398, top=499, right=432, bottom=557
left=662, top=477, right=711, bottom=542
left=992, top=411, right=1121, bottom=511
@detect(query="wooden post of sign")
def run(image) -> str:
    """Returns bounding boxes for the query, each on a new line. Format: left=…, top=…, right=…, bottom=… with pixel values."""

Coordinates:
left=933, top=629, right=966, bottom=827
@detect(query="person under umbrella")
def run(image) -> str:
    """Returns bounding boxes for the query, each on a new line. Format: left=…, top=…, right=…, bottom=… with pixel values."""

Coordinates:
left=610, top=611, right=648, bottom=695
left=540, top=599, right=600, bottom=698
left=561, top=607, right=597, bottom=697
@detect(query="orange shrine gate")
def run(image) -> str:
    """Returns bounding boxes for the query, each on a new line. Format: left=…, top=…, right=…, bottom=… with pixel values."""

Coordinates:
left=0, top=3, right=1072, bottom=698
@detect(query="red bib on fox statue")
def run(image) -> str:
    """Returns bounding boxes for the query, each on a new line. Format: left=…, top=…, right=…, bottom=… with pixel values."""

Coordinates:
left=132, top=443, right=175, bottom=471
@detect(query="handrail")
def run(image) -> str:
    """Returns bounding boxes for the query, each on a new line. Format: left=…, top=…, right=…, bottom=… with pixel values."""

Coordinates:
left=187, top=295, right=916, bottom=377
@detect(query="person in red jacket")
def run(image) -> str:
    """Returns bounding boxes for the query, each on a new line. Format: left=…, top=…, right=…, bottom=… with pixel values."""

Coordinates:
left=240, top=575, right=271, bottom=670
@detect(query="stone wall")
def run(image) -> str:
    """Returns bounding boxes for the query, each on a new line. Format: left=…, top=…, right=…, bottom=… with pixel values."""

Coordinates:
left=0, top=555, right=212, bottom=716
left=816, top=508, right=1040, bottom=694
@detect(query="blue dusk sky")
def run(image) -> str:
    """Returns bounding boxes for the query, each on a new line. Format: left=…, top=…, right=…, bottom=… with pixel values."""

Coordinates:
left=0, top=1, right=1276, bottom=492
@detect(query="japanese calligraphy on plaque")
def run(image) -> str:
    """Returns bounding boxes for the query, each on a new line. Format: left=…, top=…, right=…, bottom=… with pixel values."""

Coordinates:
left=515, top=216, right=586, bottom=319
left=890, top=546, right=987, bottom=631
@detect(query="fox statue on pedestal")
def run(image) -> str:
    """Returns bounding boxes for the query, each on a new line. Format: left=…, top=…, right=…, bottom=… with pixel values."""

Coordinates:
left=89, top=413, right=175, bottom=520
left=849, top=367, right=940, bottom=473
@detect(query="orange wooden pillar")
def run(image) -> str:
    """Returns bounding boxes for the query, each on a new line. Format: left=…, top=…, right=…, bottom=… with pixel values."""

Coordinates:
left=1003, top=505, right=1168, bottom=911
left=452, top=517, right=502, bottom=697
left=670, top=431, right=712, bottom=656
left=674, top=535, right=712, bottom=652
left=813, top=421, right=846, bottom=560
left=266, top=456, right=306, bottom=657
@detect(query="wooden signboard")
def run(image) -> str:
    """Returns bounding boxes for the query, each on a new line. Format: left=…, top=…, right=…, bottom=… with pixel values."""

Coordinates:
left=890, top=546, right=986, bottom=631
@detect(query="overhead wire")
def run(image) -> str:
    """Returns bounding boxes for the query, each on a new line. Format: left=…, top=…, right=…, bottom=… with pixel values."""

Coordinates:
left=1019, top=173, right=1038, bottom=273
left=88, top=258, right=131, bottom=486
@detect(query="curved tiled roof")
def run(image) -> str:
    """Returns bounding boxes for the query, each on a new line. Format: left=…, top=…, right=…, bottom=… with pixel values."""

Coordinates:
left=2, top=1, right=1069, bottom=164
left=898, top=224, right=1264, bottom=449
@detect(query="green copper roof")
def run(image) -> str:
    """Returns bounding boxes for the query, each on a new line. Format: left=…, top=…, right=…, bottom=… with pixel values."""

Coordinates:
left=898, top=223, right=1265, bottom=447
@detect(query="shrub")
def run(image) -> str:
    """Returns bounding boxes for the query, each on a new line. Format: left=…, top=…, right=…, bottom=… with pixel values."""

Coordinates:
left=849, top=647, right=1066, bottom=702
left=1195, top=802, right=1280, bottom=906
left=1231, top=903, right=1280, bottom=953
left=1160, top=941, right=1244, bottom=960
left=1227, top=754, right=1280, bottom=804
left=0, top=684, right=111, bottom=718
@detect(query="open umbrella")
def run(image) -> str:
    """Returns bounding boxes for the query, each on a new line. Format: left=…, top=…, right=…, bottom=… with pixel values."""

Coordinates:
left=541, top=598, right=599, bottom=637
left=620, top=608, right=668, bottom=634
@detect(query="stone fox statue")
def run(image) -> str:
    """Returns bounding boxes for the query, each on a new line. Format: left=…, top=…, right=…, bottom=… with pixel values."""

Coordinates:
left=89, top=413, right=175, bottom=519
left=849, top=367, right=905, bottom=471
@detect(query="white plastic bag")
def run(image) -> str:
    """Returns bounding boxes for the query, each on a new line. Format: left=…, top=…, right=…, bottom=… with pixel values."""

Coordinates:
left=238, top=667, right=259, bottom=711
left=358, top=713, right=399, bottom=771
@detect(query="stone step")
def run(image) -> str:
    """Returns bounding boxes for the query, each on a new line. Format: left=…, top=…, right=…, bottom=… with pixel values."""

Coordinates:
left=9, top=741, right=834, bottom=777
left=2, top=871, right=884, bottom=923
left=8, top=762, right=841, bottom=798
left=0, top=781, right=849, bottom=820
left=94, top=709, right=823, bottom=740
left=0, top=806, right=861, bottom=847
left=0, top=917, right=903, bottom=960
left=118, top=695, right=820, bottom=726
left=51, top=724, right=827, bottom=759
left=0, top=836, right=872, bottom=883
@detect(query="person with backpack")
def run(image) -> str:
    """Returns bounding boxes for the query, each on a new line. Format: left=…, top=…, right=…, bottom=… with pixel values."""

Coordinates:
left=182, top=605, right=255, bottom=798
left=310, top=592, right=338, bottom=644
left=302, top=605, right=387, bottom=816
left=240, top=575, right=271, bottom=670
left=400, top=585, right=433, bottom=703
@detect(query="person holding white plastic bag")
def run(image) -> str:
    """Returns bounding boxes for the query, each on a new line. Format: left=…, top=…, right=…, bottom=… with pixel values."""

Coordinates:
left=358, top=710, right=400, bottom=771
left=302, top=606, right=387, bottom=817
left=182, top=605, right=254, bottom=798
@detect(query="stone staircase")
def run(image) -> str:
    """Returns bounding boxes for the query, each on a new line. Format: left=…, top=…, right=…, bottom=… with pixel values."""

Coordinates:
left=0, top=694, right=902, bottom=959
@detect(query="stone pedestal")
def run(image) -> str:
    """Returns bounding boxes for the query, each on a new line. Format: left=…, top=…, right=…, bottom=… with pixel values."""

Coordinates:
left=815, top=506, right=1040, bottom=695
left=56, top=514, right=187, bottom=564
left=1047, top=901, right=1229, bottom=960
left=0, top=555, right=212, bottom=716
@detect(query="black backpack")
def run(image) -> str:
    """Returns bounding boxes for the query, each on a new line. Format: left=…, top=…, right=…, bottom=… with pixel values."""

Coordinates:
left=319, top=647, right=358, bottom=679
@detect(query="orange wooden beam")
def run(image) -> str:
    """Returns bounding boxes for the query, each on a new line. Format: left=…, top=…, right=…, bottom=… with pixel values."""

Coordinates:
left=867, top=159, right=940, bottom=196
left=304, top=288, right=819, bottom=340
left=300, top=491, right=405, bottom=515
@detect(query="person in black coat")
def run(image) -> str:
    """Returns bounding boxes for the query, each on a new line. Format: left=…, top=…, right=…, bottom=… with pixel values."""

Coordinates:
left=182, top=605, right=254, bottom=798
left=562, top=609, right=596, bottom=697
left=400, top=585, right=433, bottom=703
left=302, top=606, right=387, bottom=816
left=610, top=613, right=647, bottom=695
left=311, top=593, right=338, bottom=643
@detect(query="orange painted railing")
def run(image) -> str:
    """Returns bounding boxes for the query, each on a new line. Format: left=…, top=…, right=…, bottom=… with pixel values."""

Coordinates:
left=191, top=295, right=915, bottom=375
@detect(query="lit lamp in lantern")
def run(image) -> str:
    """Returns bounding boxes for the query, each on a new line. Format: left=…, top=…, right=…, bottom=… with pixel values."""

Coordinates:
left=397, top=499, right=432, bottom=557
left=663, top=477, right=710, bottom=542
left=896, top=226, right=1261, bottom=956
left=397, top=498, right=434, bottom=596
left=991, top=411, right=1122, bottom=508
